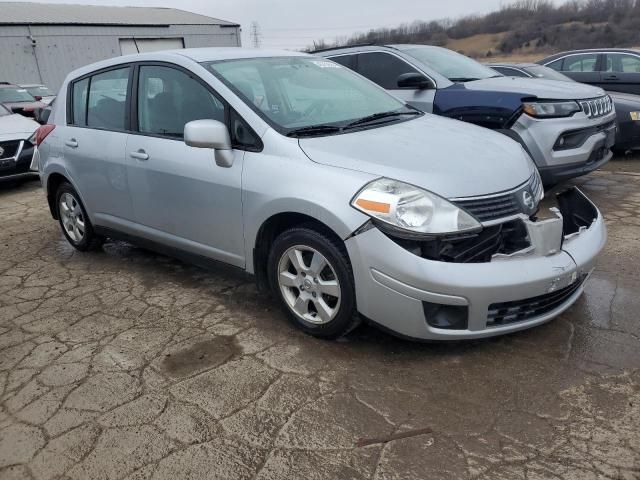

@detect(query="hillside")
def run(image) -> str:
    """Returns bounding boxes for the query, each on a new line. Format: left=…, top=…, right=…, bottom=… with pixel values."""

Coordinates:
left=309, top=0, right=640, bottom=59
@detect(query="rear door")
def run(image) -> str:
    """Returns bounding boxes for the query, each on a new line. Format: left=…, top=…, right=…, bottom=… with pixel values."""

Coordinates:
left=125, top=63, right=246, bottom=267
left=62, top=66, right=134, bottom=224
left=554, top=53, right=602, bottom=86
left=600, top=53, right=640, bottom=95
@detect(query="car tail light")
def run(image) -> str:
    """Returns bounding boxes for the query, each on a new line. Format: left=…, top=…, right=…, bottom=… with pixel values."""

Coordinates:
left=35, top=125, right=55, bottom=146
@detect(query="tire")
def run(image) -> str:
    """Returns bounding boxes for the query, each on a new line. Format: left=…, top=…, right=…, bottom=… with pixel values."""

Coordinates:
left=267, top=225, right=359, bottom=339
left=55, top=182, right=104, bottom=251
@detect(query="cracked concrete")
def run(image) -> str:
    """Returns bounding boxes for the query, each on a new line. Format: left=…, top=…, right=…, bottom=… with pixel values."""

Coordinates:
left=1, top=158, right=640, bottom=479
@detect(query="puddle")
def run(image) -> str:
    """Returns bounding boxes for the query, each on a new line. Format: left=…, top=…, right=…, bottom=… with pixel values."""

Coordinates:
left=160, top=336, right=238, bottom=378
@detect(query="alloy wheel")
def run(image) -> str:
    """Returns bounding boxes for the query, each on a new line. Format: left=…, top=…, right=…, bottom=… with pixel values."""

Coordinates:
left=59, top=192, right=85, bottom=243
left=277, top=245, right=342, bottom=325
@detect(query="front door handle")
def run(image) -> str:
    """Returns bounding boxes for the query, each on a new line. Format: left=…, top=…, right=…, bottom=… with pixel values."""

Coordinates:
left=130, top=149, right=149, bottom=161
left=65, top=139, right=78, bottom=148
left=604, top=75, right=619, bottom=80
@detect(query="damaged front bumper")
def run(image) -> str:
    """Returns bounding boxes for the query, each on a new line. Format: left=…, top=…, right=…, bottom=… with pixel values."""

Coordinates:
left=345, top=187, right=606, bottom=340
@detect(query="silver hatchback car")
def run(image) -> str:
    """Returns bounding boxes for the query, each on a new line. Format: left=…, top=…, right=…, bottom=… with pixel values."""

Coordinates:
left=35, top=48, right=606, bottom=341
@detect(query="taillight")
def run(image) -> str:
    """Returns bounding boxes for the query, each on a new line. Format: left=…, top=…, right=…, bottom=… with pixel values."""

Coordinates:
left=35, top=125, right=55, bottom=146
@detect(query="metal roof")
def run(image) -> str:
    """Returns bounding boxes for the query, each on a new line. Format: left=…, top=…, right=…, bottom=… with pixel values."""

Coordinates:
left=0, top=2, right=239, bottom=26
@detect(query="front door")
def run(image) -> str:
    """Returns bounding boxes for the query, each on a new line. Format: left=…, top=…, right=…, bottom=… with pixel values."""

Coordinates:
left=356, top=52, right=436, bottom=113
left=126, top=64, right=245, bottom=267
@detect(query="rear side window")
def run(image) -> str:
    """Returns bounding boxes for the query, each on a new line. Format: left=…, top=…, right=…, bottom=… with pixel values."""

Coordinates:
left=606, top=53, right=640, bottom=73
left=71, top=78, right=89, bottom=125
left=545, top=59, right=564, bottom=71
left=330, top=54, right=357, bottom=70
left=356, top=52, right=420, bottom=89
left=563, top=54, right=598, bottom=72
left=137, top=65, right=225, bottom=138
left=87, top=68, right=130, bottom=130
left=492, top=66, right=528, bottom=77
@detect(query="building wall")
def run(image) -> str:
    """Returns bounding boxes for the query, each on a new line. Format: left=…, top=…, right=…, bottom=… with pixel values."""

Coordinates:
left=0, top=24, right=241, bottom=90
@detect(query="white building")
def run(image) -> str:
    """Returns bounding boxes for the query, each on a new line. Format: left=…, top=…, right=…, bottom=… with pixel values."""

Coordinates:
left=0, top=2, right=241, bottom=89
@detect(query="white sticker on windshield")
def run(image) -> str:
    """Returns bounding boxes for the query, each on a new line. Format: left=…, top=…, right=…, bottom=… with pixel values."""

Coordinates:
left=311, top=60, right=342, bottom=69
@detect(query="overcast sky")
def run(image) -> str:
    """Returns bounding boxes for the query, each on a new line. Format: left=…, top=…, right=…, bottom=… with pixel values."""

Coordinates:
left=5, top=0, right=565, bottom=50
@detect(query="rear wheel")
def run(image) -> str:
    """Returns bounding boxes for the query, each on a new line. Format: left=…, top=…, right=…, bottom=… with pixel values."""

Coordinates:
left=268, top=226, right=359, bottom=339
left=56, top=182, right=103, bottom=251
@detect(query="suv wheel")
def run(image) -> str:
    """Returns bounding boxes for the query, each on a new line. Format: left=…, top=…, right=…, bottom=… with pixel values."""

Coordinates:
left=56, top=182, right=103, bottom=251
left=268, top=226, right=359, bottom=339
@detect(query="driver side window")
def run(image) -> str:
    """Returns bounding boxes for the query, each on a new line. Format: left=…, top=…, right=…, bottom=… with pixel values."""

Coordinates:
left=137, top=65, right=225, bottom=139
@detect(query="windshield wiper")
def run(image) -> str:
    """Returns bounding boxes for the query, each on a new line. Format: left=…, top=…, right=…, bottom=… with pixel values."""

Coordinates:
left=286, top=125, right=342, bottom=137
left=344, top=110, right=422, bottom=129
left=448, top=77, right=481, bottom=82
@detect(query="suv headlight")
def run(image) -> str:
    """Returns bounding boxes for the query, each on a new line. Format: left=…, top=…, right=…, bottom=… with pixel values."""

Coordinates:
left=523, top=100, right=580, bottom=118
left=351, top=178, right=481, bottom=236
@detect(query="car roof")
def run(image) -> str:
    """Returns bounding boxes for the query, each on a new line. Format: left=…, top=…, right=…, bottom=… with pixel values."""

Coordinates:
left=0, top=83, right=19, bottom=88
left=19, top=84, right=45, bottom=88
left=170, top=47, right=309, bottom=63
left=540, top=48, right=640, bottom=63
left=315, top=44, right=446, bottom=54
left=63, top=47, right=313, bottom=84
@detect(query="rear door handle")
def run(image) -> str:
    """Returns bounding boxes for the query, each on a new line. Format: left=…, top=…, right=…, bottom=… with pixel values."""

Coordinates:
left=129, top=149, right=149, bottom=161
left=604, top=75, right=619, bottom=80
left=65, top=139, right=78, bottom=148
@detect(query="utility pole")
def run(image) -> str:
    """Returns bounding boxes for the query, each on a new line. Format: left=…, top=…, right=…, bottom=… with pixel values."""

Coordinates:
left=250, top=21, right=262, bottom=49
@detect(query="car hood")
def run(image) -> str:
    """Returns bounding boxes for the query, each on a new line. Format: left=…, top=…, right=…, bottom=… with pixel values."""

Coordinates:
left=2, top=101, right=46, bottom=112
left=465, top=76, right=605, bottom=100
left=0, top=114, right=38, bottom=140
left=298, top=115, right=533, bottom=199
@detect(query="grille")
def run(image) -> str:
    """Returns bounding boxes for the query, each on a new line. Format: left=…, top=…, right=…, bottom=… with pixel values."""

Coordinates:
left=487, top=276, right=585, bottom=327
left=453, top=173, right=542, bottom=223
left=386, top=219, right=530, bottom=264
left=453, top=195, right=520, bottom=222
left=0, top=140, right=21, bottom=159
left=579, top=95, right=613, bottom=119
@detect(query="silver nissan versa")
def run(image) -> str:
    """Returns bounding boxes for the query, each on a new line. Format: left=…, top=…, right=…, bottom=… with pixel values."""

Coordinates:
left=34, top=48, right=606, bottom=341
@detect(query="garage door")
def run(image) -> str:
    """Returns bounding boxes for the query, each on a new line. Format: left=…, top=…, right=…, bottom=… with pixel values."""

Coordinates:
left=119, top=38, right=185, bottom=55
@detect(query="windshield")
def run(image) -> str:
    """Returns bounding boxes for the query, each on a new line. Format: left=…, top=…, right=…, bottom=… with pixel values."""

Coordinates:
left=25, top=86, right=54, bottom=97
left=0, top=88, right=36, bottom=103
left=204, top=57, right=410, bottom=134
left=522, top=65, right=574, bottom=82
left=403, top=47, right=498, bottom=82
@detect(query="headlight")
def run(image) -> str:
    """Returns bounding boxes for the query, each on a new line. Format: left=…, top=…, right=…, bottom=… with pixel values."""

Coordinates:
left=351, top=178, right=481, bottom=236
left=523, top=101, right=580, bottom=118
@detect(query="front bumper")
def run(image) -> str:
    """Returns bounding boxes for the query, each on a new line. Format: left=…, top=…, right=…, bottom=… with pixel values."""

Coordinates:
left=512, top=110, right=616, bottom=185
left=0, top=140, right=37, bottom=180
left=345, top=188, right=606, bottom=341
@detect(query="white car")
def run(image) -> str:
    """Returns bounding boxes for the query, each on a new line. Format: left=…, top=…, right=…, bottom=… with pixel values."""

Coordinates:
left=19, top=84, right=56, bottom=105
left=0, top=104, right=39, bottom=180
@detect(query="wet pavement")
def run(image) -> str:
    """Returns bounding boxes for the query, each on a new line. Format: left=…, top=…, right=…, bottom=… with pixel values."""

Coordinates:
left=0, top=159, right=639, bottom=479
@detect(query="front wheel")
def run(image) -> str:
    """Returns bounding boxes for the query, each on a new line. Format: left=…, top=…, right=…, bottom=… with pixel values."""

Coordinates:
left=268, top=226, right=359, bottom=339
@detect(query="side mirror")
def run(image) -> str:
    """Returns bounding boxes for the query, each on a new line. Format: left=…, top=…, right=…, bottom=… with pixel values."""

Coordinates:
left=184, top=119, right=234, bottom=168
left=33, top=107, right=50, bottom=125
left=34, top=95, right=43, bottom=101
left=397, top=73, right=434, bottom=90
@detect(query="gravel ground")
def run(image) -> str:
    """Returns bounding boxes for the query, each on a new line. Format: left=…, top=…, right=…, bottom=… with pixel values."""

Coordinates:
left=0, top=159, right=639, bottom=480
